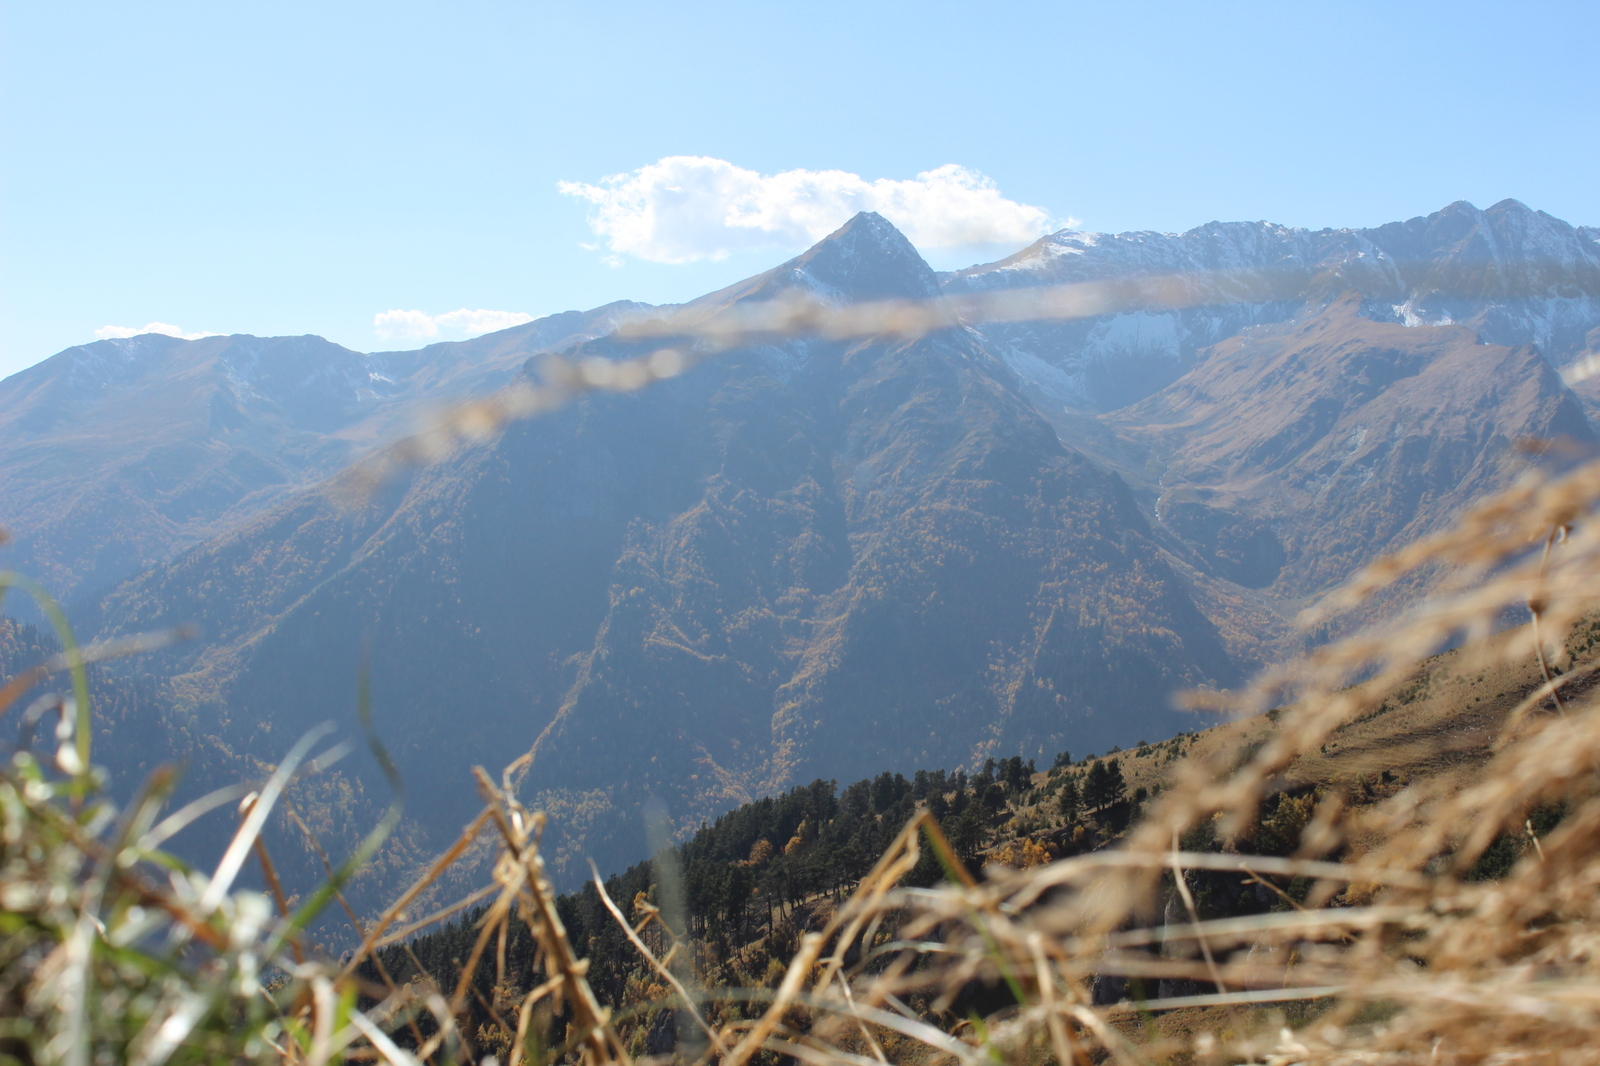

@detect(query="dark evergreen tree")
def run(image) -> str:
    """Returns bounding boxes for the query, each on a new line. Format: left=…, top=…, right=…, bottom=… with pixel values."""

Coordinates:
left=1084, top=758, right=1126, bottom=811
left=1000, top=756, right=1029, bottom=795
left=1057, top=775, right=1081, bottom=820
left=947, top=804, right=988, bottom=867
left=871, top=771, right=908, bottom=812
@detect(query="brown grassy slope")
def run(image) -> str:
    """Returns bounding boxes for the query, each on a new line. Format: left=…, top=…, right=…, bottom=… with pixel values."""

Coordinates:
left=1030, top=297, right=1596, bottom=670
left=996, top=613, right=1596, bottom=867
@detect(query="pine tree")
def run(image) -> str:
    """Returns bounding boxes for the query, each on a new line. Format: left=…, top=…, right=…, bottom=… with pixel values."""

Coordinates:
left=1084, top=758, right=1126, bottom=810
left=948, top=805, right=987, bottom=866
left=1057, top=775, right=1081, bottom=820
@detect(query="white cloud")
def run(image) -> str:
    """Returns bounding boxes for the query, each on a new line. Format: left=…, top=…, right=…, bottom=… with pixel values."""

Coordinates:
left=373, top=308, right=535, bottom=342
left=434, top=308, right=536, bottom=335
left=373, top=309, right=439, bottom=340
left=559, top=157, right=1063, bottom=264
left=94, top=321, right=223, bottom=341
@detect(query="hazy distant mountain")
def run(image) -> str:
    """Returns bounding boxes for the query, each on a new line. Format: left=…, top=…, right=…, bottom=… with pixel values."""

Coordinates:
left=86, top=214, right=1237, bottom=882
left=7, top=201, right=1598, bottom=897
left=1080, top=297, right=1591, bottom=607
left=949, top=199, right=1600, bottom=411
left=0, top=304, right=645, bottom=609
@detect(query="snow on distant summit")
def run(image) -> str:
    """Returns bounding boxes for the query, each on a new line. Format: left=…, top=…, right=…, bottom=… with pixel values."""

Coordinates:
left=785, top=211, right=942, bottom=303
left=945, top=199, right=1600, bottom=411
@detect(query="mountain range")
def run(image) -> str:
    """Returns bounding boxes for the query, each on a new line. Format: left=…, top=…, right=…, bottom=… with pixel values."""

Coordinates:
left=2, top=198, right=1597, bottom=890
left=949, top=197, right=1600, bottom=412
left=0, top=303, right=642, bottom=608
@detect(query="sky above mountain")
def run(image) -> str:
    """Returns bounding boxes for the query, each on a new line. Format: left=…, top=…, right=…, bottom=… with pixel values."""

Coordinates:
left=2, top=0, right=1596, bottom=378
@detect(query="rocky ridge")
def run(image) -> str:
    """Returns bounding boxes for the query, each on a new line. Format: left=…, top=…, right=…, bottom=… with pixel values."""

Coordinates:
left=0, top=303, right=645, bottom=608
left=948, top=199, right=1600, bottom=410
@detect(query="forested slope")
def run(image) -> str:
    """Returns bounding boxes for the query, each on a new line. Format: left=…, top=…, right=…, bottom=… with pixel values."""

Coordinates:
left=375, top=615, right=1593, bottom=1059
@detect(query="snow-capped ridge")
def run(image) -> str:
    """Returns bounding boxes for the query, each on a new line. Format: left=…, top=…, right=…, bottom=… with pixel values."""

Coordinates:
left=946, top=199, right=1600, bottom=411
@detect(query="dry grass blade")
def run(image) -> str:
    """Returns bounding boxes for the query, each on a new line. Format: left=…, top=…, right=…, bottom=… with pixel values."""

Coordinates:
left=348, top=1010, right=424, bottom=1066
left=200, top=722, right=335, bottom=914
left=371, top=884, right=500, bottom=949
left=1027, top=931, right=1085, bottom=1066
left=721, top=931, right=826, bottom=1066
left=832, top=971, right=888, bottom=1066
left=1169, top=833, right=1226, bottom=993
left=472, top=766, right=630, bottom=1065
left=589, top=860, right=728, bottom=1056
left=339, top=807, right=492, bottom=981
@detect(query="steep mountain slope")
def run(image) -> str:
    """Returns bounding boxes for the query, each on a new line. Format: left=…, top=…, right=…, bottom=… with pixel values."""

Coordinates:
left=0, top=333, right=371, bottom=606
left=0, top=305, right=642, bottom=609
left=91, top=215, right=1237, bottom=881
left=1062, top=297, right=1596, bottom=603
left=7, top=198, right=1591, bottom=614
left=948, top=199, right=1600, bottom=410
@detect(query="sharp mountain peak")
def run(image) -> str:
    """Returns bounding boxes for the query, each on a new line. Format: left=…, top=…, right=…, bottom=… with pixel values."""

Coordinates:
left=674, top=211, right=940, bottom=321
left=738, top=211, right=941, bottom=305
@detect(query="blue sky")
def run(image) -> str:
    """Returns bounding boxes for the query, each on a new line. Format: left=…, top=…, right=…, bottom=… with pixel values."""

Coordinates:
left=2, top=0, right=1596, bottom=377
